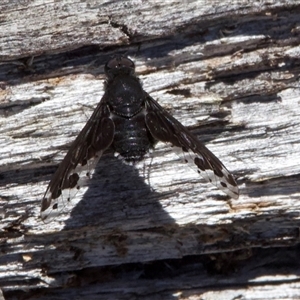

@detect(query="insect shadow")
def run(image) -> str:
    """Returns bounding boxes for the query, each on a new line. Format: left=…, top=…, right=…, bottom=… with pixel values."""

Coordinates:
left=63, top=152, right=176, bottom=230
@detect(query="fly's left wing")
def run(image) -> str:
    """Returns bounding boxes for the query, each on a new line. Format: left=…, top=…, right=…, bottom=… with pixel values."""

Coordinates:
left=41, top=97, right=114, bottom=221
left=145, top=94, right=239, bottom=199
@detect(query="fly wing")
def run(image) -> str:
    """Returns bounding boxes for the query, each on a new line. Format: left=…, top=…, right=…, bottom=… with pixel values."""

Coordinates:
left=145, top=94, right=239, bottom=199
left=41, top=96, right=115, bottom=221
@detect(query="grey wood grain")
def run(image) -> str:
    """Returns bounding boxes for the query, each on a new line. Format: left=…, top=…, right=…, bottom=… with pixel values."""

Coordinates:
left=1, top=0, right=300, bottom=299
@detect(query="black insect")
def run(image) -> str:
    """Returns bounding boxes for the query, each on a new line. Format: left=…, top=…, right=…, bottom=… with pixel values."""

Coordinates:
left=41, top=56, right=239, bottom=220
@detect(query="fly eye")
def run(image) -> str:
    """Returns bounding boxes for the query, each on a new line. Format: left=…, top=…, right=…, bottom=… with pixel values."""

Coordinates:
left=105, top=57, right=135, bottom=73
left=119, top=57, right=135, bottom=68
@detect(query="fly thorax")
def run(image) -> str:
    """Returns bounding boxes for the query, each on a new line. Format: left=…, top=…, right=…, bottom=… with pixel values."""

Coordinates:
left=107, top=75, right=144, bottom=118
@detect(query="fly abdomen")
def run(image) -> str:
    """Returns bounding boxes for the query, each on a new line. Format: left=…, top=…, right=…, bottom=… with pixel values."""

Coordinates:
left=112, top=112, right=154, bottom=162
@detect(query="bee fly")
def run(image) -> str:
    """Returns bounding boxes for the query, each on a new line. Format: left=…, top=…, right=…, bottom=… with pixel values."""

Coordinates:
left=41, top=56, right=239, bottom=220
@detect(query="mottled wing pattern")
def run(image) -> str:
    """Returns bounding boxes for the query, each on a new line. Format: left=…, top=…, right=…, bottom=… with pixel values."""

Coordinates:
left=41, top=97, right=114, bottom=221
left=145, top=94, right=239, bottom=199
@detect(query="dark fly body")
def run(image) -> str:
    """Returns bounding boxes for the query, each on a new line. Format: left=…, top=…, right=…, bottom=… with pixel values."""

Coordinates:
left=41, top=56, right=239, bottom=220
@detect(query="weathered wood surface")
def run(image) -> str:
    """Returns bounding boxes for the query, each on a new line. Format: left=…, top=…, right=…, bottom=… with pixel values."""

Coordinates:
left=1, top=0, right=300, bottom=299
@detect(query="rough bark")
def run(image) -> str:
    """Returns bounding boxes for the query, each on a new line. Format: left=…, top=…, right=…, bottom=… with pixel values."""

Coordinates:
left=1, top=0, right=300, bottom=299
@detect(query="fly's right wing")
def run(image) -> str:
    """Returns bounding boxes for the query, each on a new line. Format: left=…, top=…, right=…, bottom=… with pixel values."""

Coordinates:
left=145, top=94, right=239, bottom=199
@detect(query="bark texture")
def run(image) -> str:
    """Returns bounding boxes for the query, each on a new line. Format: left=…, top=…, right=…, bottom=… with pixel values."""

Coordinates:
left=1, top=0, right=300, bottom=299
